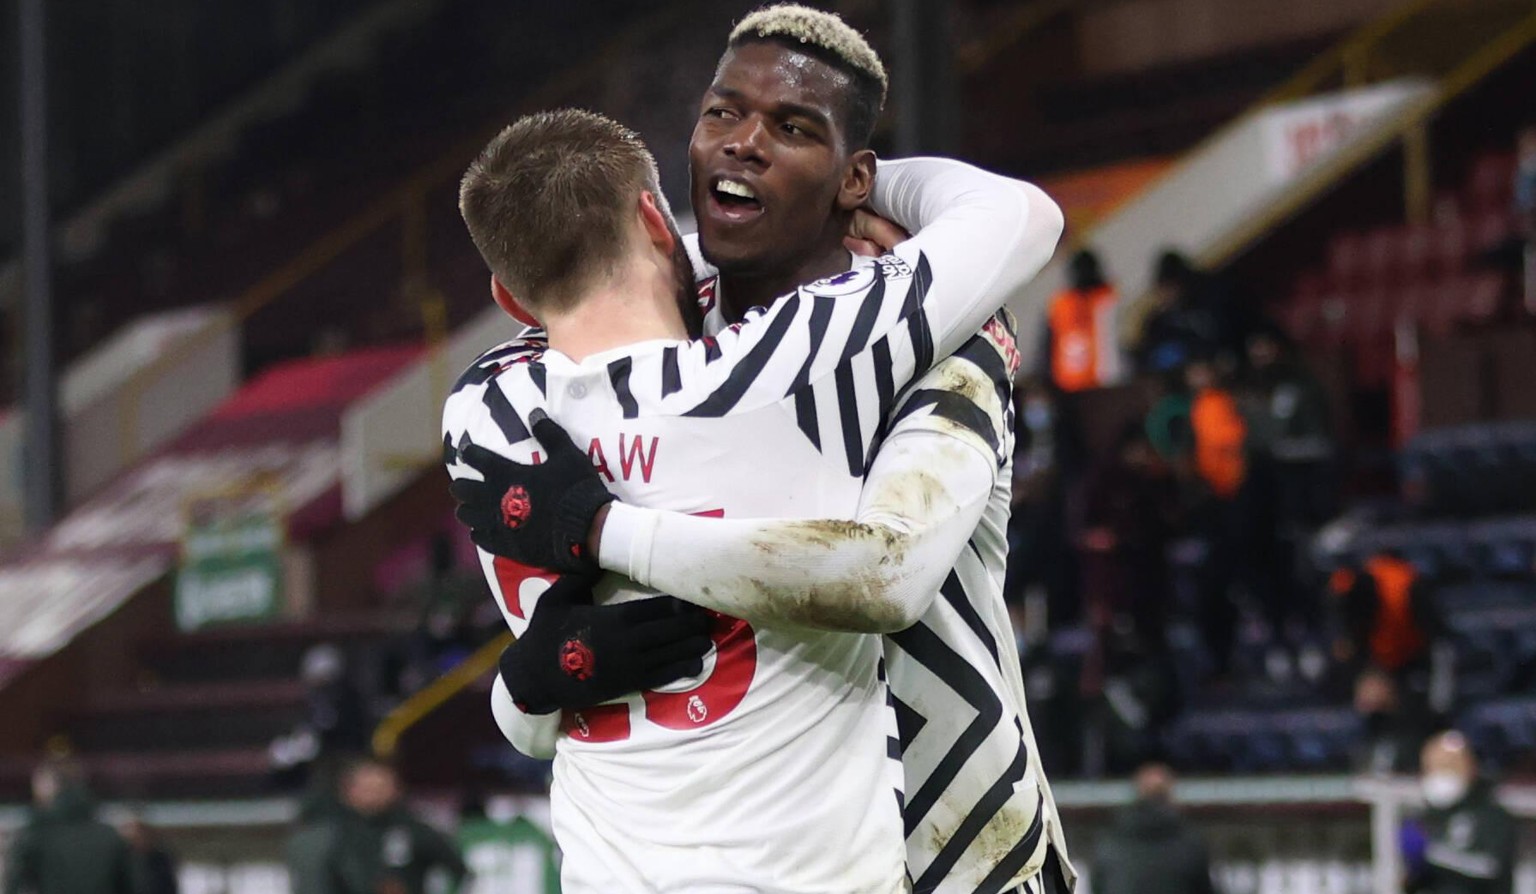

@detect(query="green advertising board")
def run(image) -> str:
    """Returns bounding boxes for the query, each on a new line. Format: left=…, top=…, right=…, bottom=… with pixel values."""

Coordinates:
left=459, top=815, right=560, bottom=894
left=174, top=505, right=283, bottom=631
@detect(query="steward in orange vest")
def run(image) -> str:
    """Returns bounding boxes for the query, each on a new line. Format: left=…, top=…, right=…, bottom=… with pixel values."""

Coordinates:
left=1185, top=358, right=1247, bottom=500
left=1045, top=250, right=1121, bottom=392
left=1330, top=553, right=1441, bottom=673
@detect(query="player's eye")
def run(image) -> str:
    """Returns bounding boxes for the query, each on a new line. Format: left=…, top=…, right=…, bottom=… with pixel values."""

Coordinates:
left=781, top=122, right=805, bottom=137
left=704, top=107, right=737, bottom=121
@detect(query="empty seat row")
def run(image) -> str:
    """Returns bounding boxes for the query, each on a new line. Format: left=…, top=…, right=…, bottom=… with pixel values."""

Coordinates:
left=1315, top=212, right=1513, bottom=292
left=1165, top=707, right=1360, bottom=773
left=1460, top=697, right=1536, bottom=771
left=1401, top=422, right=1536, bottom=517
left=1446, top=605, right=1536, bottom=694
left=1319, top=516, right=1536, bottom=582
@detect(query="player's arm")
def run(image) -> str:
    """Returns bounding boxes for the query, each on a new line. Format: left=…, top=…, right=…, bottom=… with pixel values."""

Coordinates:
left=676, top=158, right=1060, bottom=411
left=597, top=329, right=1012, bottom=632
left=598, top=424, right=992, bottom=632
left=456, top=336, right=1010, bottom=632
left=871, top=157, right=1063, bottom=360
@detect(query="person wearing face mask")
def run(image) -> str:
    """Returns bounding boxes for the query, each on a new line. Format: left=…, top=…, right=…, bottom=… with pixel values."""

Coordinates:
left=1405, top=731, right=1516, bottom=894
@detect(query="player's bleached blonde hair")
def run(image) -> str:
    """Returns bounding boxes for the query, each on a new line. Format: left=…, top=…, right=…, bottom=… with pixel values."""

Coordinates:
left=726, top=4, right=887, bottom=148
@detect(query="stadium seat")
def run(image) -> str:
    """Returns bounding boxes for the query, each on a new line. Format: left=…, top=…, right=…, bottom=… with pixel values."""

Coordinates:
left=1466, top=153, right=1518, bottom=214
left=1326, top=231, right=1368, bottom=291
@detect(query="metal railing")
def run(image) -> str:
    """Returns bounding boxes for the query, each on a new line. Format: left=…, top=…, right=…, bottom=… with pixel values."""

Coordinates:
left=371, top=630, right=511, bottom=759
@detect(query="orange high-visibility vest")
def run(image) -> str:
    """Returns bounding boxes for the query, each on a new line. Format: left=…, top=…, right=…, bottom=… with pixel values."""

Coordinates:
left=1191, top=387, right=1246, bottom=498
left=1048, top=285, right=1119, bottom=392
left=1365, top=555, right=1424, bottom=671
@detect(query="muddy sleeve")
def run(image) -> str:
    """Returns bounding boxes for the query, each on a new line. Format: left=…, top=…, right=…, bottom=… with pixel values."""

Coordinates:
left=596, top=425, right=995, bottom=633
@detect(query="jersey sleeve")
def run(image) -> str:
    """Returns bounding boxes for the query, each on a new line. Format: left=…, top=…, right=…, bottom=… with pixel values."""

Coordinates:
left=596, top=426, right=992, bottom=633
left=870, top=157, right=1062, bottom=365
left=491, top=671, right=560, bottom=759
left=444, top=351, right=565, bottom=759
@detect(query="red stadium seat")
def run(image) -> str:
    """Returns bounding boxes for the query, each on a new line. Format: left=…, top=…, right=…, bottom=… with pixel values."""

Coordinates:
left=1430, top=213, right=1470, bottom=277
left=1466, top=152, right=1518, bottom=213
left=1396, top=281, right=1435, bottom=330
left=1464, top=272, right=1508, bottom=323
left=1326, top=230, right=1367, bottom=291
left=1421, top=279, right=1466, bottom=337
left=1361, top=226, right=1404, bottom=286
left=1470, top=210, right=1514, bottom=254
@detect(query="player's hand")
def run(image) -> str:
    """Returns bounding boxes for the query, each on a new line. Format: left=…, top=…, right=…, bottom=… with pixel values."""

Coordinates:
left=450, top=411, right=615, bottom=574
left=844, top=209, right=910, bottom=257
left=499, top=574, right=712, bottom=714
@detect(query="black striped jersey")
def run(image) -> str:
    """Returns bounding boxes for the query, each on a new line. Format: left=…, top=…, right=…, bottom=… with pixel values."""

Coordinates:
left=449, top=158, right=1069, bottom=893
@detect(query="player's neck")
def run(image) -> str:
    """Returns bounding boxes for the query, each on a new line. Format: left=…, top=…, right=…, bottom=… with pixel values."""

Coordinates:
left=544, top=262, right=688, bottom=363
left=718, top=243, right=851, bottom=323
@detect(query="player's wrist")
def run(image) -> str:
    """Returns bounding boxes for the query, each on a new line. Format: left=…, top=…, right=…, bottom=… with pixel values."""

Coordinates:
left=592, top=501, right=656, bottom=581
left=587, top=502, right=612, bottom=565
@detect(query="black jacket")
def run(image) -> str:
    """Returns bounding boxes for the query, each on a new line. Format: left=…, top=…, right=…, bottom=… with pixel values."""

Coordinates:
left=1409, top=779, right=1516, bottom=894
left=1092, top=800, right=1218, bottom=894
left=325, top=806, right=468, bottom=894
left=3, top=784, right=134, bottom=894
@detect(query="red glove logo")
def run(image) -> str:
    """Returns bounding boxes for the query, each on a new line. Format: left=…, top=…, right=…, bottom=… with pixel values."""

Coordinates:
left=500, top=485, right=533, bottom=529
left=559, top=638, right=595, bottom=681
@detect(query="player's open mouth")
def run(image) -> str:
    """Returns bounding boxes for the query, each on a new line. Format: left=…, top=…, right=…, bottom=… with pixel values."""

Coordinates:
left=707, top=176, right=765, bottom=224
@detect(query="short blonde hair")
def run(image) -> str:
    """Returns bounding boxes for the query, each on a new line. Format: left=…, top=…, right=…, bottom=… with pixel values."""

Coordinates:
left=727, top=4, right=887, bottom=148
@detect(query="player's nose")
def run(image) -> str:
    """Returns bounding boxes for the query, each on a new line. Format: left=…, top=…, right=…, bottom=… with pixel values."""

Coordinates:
left=722, top=117, right=770, bottom=167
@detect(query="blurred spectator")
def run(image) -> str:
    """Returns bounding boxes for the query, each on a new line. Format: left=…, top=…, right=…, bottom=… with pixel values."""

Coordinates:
left=270, top=644, right=373, bottom=784
left=1042, top=249, right=1122, bottom=393
left=1239, top=325, right=1335, bottom=641
left=1404, top=732, right=1515, bottom=894
left=1353, top=666, right=1437, bottom=776
left=1188, top=358, right=1248, bottom=506
left=1134, top=252, right=1221, bottom=374
left=325, top=759, right=470, bottom=894
left=3, top=760, right=134, bottom=894
left=286, top=778, right=345, bottom=894
left=120, top=819, right=178, bottom=894
left=1145, top=372, right=1195, bottom=463
left=390, top=536, right=494, bottom=696
left=1091, top=764, right=1219, bottom=894
left=1240, top=325, right=1336, bottom=528
left=1079, top=423, right=1178, bottom=648
left=1087, top=620, right=1181, bottom=777
left=1005, top=377, right=1080, bottom=625
left=1329, top=555, right=1444, bottom=674
left=1517, top=124, right=1536, bottom=312
left=1186, top=356, right=1249, bottom=678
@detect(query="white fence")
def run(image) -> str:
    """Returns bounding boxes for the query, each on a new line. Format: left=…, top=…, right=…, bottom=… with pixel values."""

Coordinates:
left=0, top=776, right=1529, bottom=894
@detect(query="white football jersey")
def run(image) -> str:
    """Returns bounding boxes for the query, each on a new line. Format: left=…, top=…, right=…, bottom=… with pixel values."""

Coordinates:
left=447, top=158, right=1064, bottom=893
left=694, top=273, right=1073, bottom=894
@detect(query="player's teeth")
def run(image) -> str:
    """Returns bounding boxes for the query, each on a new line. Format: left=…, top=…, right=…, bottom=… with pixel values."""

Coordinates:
left=717, top=180, right=756, bottom=200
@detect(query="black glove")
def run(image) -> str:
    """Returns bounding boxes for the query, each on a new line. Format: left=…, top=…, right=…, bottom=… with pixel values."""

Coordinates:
left=451, top=410, right=616, bottom=574
left=499, top=573, right=712, bottom=714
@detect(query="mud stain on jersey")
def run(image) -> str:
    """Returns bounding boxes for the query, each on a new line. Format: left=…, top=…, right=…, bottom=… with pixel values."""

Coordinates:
left=925, top=797, right=1041, bottom=890
left=923, top=358, right=991, bottom=407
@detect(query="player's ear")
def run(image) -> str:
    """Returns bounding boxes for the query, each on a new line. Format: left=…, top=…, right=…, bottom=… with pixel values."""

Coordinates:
left=638, top=190, right=677, bottom=256
left=835, top=149, right=876, bottom=212
left=491, top=276, right=541, bottom=327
